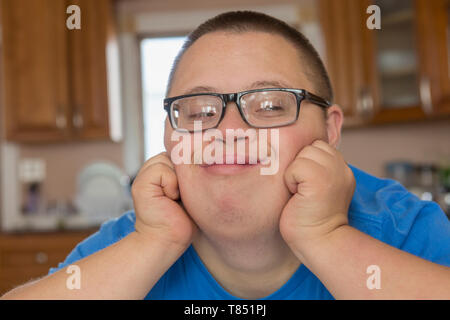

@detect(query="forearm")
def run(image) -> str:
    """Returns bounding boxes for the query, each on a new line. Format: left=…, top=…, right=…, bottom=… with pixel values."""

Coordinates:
left=292, top=225, right=450, bottom=299
left=1, top=231, right=184, bottom=300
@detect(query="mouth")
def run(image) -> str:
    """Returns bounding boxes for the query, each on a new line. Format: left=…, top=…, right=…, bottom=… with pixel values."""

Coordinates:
left=199, top=163, right=259, bottom=175
left=198, top=154, right=262, bottom=175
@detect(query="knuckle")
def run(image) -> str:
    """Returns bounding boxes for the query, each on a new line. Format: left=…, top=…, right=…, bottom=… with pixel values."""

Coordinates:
left=301, top=145, right=315, bottom=153
left=131, top=182, right=143, bottom=199
left=145, top=162, right=171, bottom=178
left=312, top=139, right=324, bottom=146
left=285, top=158, right=305, bottom=176
left=142, top=152, right=171, bottom=168
left=283, top=165, right=295, bottom=181
left=153, top=151, right=168, bottom=159
left=150, top=162, right=168, bottom=171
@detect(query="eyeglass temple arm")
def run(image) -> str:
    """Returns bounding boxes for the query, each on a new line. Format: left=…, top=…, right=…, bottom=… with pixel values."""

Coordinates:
left=304, top=92, right=331, bottom=108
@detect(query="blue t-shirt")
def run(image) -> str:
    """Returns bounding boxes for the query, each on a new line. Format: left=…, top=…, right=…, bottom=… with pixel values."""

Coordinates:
left=48, top=165, right=450, bottom=299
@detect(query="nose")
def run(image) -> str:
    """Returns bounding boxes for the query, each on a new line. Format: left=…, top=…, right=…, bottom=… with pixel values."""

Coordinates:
left=216, top=101, right=250, bottom=132
left=213, top=101, right=259, bottom=162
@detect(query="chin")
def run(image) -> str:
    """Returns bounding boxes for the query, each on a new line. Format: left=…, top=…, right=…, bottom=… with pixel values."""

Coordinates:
left=176, top=162, right=291, bottom=238
left=196, top=211, right=279, bottom=243
left=183, top=187, right=289, bottom=242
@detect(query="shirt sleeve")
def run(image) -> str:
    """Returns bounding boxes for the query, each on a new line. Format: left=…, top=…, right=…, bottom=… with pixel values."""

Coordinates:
left=381, top=200, right=450, bottom=267
left=47, top=211, right=136, bottom=275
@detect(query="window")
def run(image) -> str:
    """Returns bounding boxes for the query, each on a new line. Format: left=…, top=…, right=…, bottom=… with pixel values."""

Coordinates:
left=140, top=37, right=186, bottom=160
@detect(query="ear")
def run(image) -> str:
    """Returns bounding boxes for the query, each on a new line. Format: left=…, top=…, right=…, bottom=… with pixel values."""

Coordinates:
left=325, top=104, right=344, bottom=148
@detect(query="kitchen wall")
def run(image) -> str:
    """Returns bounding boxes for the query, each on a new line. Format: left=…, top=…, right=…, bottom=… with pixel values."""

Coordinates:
left=340, top=119, right=450, bottom=178
left=18, top=141, right=124, bottom=204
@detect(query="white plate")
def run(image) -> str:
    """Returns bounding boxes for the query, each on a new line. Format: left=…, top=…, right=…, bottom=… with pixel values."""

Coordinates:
left=74, top=161, right=132, bottom=223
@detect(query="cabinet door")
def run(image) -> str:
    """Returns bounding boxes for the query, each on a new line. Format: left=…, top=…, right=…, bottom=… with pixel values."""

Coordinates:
left=319, top=0, right=379, bottom=126
left=1, top=0, right=70, bottom=142
left=320, top=0, right=450, bottom=126
left=417, top=0, right=450, bottom=116
left=369, top=0, right=426, bottom=124
left=0, top=231, right=94, bottom=295
left=69, top=0, right=114, bottom=140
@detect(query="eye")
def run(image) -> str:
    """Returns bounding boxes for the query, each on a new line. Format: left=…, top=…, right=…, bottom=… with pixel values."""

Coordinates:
left=187, top=111, right=217, bottom=120
left=261, top=105, right=284, bottom=111
left=186, top=105, right=219, bottom=120
left=256, top=101, right=285, bottom=113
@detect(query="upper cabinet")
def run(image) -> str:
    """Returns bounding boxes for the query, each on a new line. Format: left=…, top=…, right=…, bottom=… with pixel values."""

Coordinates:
left=70, top=0, right=118, bottom=140
left=1, top=0, right=121, bottom=142
left=417, top=0, right=450, bottom=117
left=1, top=0, right=70, bottom=142
left=320, top=0, right=450, bottom=126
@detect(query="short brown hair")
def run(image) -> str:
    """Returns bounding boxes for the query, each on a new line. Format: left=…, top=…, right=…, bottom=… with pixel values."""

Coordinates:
left=166, top=10, right=333, bottom=103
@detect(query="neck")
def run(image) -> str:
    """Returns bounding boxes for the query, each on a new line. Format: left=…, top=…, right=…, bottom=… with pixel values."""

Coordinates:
left=192, top=230, right=301, bottom=299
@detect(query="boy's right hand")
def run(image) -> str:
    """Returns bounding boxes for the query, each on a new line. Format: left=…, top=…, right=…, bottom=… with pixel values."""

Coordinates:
left=131, top=152, right=197, bottom=249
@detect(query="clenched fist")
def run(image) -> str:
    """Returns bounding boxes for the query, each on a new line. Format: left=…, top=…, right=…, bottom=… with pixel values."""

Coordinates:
left=132, top=152, right=197, bottom=249
left=279, top=140, right=356, bottom=254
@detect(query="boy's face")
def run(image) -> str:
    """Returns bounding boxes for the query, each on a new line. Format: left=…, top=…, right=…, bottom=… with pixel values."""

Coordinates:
left=164, top=31, right=340, bottom=241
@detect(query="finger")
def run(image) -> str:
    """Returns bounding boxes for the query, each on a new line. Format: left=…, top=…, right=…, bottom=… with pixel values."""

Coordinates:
left=311, top=140, right=347, bottom=166
left=140, top=151, right=175, bottom=173
left=134, top=154, right=180, bottom=200
left=159, top=167, right=180, bottom=200
left=284, top=157, right=326, bottom=194
left=311, top=140, right=336, bottom=156
left=296, top=144, right=334, bottom=169
left=139, top=163, right=180, bottom=200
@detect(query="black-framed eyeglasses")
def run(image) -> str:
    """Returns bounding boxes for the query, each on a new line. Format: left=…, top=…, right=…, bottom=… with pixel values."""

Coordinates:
left=163, top=88, right=331, bottom=132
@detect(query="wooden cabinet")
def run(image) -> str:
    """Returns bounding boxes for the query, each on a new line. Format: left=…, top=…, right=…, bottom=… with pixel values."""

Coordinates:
left=1, top=0, right=119, bottom=142
left=1, top=0, right=71, bottom=141
left=0, top=230, right=95, bottom=295
left=69, top=0, right=116, bottom=140
left=319, top=0, right=375, bottom=125
left=319, top=0, right=450, bottom=127
left=416, top=0, right=450, bottom=117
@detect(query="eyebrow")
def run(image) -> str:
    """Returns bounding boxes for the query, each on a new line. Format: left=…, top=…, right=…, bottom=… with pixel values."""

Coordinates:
left=183, top=80, right=293, bottom=95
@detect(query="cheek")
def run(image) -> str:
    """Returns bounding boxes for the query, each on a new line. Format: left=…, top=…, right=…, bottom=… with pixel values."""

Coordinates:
left=174, top=165, right=204, bottom=211
left=277, top=124, right=325, bottom=168
left=164, top=118, right=176, bottom=152
left=174, top=164, right=194, bottom=190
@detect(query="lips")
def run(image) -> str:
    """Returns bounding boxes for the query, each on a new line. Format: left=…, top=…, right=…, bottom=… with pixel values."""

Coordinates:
left=199, top=154, right=260, bottom=166
left=198, top=153, right=268, bottom=176
left=200, top=162, right=258, bottom=175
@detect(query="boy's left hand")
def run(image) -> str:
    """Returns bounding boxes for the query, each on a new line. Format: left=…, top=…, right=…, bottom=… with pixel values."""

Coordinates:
left=280, top=140, right=356, bottom=254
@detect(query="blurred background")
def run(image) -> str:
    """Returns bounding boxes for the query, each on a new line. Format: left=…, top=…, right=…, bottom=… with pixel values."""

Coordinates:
left=0, top=0, right=449, bottom=294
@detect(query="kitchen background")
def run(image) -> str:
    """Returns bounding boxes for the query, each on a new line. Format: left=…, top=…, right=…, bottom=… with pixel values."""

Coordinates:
left=0, top=0, right=449, bottom=294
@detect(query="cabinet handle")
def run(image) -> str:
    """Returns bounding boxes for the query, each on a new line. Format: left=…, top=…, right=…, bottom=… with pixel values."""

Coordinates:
left=73, top=109, right=84, bottom=129
left=56, top=107, right=67, bottom=129
left=419, top=77, right=433, bottom=116
left=35, top=252, right=48, bottom=264
left=356, top=87, right=374, bottom=119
